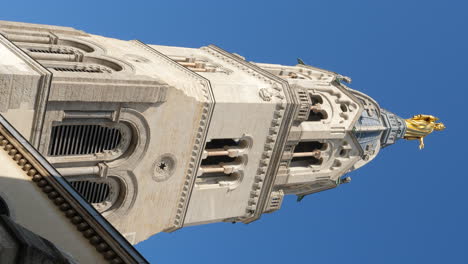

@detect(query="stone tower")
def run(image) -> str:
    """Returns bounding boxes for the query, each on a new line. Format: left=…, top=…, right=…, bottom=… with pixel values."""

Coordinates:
left=0, top=20, right=432, bottom=244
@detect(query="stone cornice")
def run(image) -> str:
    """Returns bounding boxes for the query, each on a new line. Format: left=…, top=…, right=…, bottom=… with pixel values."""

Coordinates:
left=0, top=34, right=52, bottom=149
left=0, top=115, right=148, bottom=264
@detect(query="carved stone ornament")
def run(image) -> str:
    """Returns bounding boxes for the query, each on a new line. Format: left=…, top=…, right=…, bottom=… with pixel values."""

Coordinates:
left=259, top=88, right=273, bottom=101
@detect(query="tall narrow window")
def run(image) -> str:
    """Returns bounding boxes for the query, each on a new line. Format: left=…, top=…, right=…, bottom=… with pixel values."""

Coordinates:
left=197, top=138, right=249, bottom=187
left=290, top=141, right=326, bottom=167
left=307, top=94, right=328, bottom=121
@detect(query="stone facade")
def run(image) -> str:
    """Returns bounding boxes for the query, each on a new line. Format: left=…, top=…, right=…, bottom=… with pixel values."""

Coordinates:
left=0, top=20, right=406, bottom=244
left=0, top=114, right=148, bottom=263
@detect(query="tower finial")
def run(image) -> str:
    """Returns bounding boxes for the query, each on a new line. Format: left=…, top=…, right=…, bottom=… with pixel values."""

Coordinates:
left=404, top=114, right=445, bottom=149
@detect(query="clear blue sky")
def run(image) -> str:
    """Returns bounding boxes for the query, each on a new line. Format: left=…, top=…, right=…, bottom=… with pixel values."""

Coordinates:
left=3, top=1, right=467, bottom=263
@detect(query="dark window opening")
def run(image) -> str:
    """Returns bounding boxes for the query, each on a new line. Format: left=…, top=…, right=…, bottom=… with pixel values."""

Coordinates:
left=196, top=172, right=240, bottom=186
left=307, top=94, right=327, bottom=121
left=307, top=111, right=328, bottom=121
left=290, top=156, right=323, bottom=166
left=294, top=141, right=325, bottom=152
left=27, top=48, right=74, bottom=55
left=48, top=124, right=122, bottom=156
left=339, top=149, right=348, bottom=156
left=340, top=104, right=348, bottom=112
left=197, top=137, right=248, bottom=186
left=201, top=155, right=237, bottom=166
left=52, top=67, right=103, bottom=73
left=290, top=141, right=325, bottom=167
left=198, top=172, right=231, bottom=179
left=205, top=138, right=241, bottom=149
left=309, top=95, right=323, bottom=105
left=70, top=180, right=110, bottom=204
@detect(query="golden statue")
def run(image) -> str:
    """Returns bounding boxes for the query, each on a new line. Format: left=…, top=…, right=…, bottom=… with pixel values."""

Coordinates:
left=404, top=114, right=445, bottom=149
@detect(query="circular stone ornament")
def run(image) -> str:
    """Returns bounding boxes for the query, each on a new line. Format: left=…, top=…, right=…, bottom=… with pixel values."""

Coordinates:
left=152, top=154, right=176, bottom=182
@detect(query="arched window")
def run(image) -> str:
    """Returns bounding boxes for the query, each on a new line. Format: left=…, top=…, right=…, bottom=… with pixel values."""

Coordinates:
left=27, top=46, right=76, bottom=55
left=47, top=64, right=112, bottom=73
left=290, top=141, right=326, bottom=167
left=1, top=31, right=124, bottom=74
left=197, top=138, right=250, bottom=188
left=48, top=122, right=131, bottom=159
left=68, top=176, right=122, bottom=213
left=307, top=94, right=328, bottom=121
left=41, top=59, right=121, bottom=74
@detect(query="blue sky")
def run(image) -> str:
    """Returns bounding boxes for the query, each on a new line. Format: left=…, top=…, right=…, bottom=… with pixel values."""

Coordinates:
left=2, top=0, right=467, bottom=263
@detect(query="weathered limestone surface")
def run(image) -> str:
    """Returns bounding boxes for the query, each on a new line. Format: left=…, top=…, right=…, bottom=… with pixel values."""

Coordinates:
left=0, top=20, right=407, bottom=245
left=0, top=37, right=43, bottom=139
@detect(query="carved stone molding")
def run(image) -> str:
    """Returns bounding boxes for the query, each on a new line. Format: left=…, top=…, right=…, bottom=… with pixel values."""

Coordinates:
left=0, top=115, right=147, bottom=264
left=131, top=40, right=215, bottom=231
left=103, top=170, right=138, bottom=221
left=0, top=34, right=52, bottom=149
left=201, top=45, right=298, bottom=222
left=106, top=108, right=151, bottom=171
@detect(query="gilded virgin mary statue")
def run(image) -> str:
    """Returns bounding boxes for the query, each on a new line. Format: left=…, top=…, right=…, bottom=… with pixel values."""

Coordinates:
left=404, top=114, right=446, bottom=149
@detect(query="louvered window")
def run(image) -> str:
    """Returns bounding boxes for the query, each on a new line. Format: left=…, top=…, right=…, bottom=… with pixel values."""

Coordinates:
left=68, top=177, right=121, bottom=213
left=51, top=66, right=105, bottom=73
left=70, top=181, right=111, bottom=204
left=48, top=124, right=122, bottom=156
left=27, top=48, right=74, bottom=54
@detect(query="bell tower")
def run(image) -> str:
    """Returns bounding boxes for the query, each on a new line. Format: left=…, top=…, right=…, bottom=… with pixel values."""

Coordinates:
left=0, top=20, right=443, bottom=244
